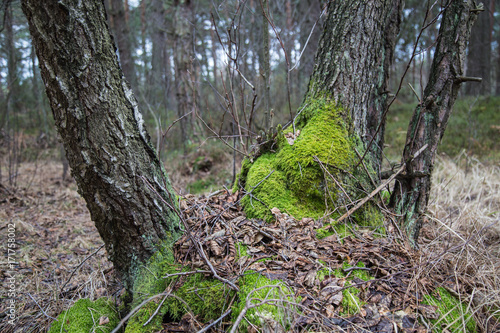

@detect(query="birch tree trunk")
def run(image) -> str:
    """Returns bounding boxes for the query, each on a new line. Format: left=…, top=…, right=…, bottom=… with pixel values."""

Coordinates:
left=21, top=0, right=182, bottom=291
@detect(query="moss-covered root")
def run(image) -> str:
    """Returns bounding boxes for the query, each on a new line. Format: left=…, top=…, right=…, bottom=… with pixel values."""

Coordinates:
left=124, top=242, right=236, bottom=333
left=48, top=298, right=119, bottom=333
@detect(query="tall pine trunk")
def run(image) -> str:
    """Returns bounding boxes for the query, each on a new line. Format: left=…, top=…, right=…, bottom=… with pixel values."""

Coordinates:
left=109, top=0, right=138, bottom=92
left=465, top=0, right=491, bottom=95
left=173, top=0, right=195, bottom=151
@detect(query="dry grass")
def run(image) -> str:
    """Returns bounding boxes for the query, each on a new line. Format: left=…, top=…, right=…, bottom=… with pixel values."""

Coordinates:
left=417, top=153, right=500, bottom=331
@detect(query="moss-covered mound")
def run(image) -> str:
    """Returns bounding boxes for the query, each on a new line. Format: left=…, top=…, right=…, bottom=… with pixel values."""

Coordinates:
left=237, top=99, right=376, bottom=222
left=48, top=298, right=119, bottom=333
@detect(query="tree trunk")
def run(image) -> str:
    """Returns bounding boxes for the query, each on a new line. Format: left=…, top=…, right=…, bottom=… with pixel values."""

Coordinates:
left=465, top=0, right=491, bottom=95
left=306, top=0, right=402, bottom=173
left=149, top=0, right=168, bottom=108
left=261, top=0, right=271, bottom=130
left=21, top=0, right=181, bottom=291
left=2, top=3, right=20, bottom=129
left=238, top=0, right=402, bottom=223
left=173, top=0, right=195, bottom=151
left=391, top=0, right=479, bottom=246
left=109, top=0, right=138, bottom=92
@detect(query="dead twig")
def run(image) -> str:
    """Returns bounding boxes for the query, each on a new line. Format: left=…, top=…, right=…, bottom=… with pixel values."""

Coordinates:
left=334, top=144, right=428, bottom=225
left=27, top=293, right=59, bottom=321
left=59, top=244, right=105, bottom=295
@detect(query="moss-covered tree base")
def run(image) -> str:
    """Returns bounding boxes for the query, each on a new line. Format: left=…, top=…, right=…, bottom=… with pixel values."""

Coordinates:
left=236, top=98, right=382, bottom=227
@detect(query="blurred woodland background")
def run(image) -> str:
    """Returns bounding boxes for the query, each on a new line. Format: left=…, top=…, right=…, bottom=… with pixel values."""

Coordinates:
left=0, top=0, right=499, bottom=192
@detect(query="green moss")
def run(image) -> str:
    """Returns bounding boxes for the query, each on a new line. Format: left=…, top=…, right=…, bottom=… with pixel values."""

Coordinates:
left=341, top=284, right=364, bottom=316
left=126, top=242, right=235, bottom=332
left=238, top=98, right=386, bottom=230
left=49, top=298, right=119, bottom=333
left=236, top=243, right=248, bottom=260
left=125, top=300, right=165, bottom=333
left=422, top=287, right=476, bottom=332
left=316, top=261, right=372, bottom=316
left=126, top=244, right=177, bottom=333
left=166, top=273, right=235, bottom=322
left=232, top=271, right=296, bottom=332
left=240, top=100, right=360, bottom=222
left=232, top=157, right=252, bottom=193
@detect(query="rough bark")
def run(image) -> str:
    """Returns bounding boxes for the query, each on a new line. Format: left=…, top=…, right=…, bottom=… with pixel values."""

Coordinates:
left=465, top=0, right=492, bottom=95
left=306, top=0, right=403, bottom=172
left=391, top=0, right=479, bottom=246
left=21, top=0, right=182, bottom=290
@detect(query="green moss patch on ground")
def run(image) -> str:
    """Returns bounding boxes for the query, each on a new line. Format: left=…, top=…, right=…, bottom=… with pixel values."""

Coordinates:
left=125, top=241, right=236, bottom=332
left=422, top=287, right=476, bottom=332
left=232, top=271, right=297, bottom=332
left=317, top=261, right=373, bottom=316
left=48, top=298, right=119, bottom=333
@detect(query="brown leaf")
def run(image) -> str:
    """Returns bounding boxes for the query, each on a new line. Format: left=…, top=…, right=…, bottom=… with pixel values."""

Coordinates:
left=99, top=316, right=109, bottom=325
left=303, top=270, right=317, bottom=287
left=417, top=304, right=439, bottom=320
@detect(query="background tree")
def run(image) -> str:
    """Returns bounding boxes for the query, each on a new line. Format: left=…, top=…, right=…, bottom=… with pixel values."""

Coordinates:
left=107, top=0, right=138, bottom=92
left=465, top=0, right=493, bottom=95
left=173, top=0, right=196, bottom=151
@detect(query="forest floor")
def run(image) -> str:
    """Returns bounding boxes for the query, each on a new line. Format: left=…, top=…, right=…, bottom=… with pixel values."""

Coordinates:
left=0, top=153, right=499, bottom=332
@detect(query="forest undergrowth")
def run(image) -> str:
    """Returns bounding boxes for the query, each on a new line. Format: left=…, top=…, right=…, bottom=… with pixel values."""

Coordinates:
left=0, top=151, right=498, bottom=332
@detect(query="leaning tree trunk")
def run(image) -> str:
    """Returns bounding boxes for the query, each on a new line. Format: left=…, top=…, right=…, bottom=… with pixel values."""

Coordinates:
left=390, top=0, right=479, bottom=246
left=21, top=0, right=182, bottom=291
